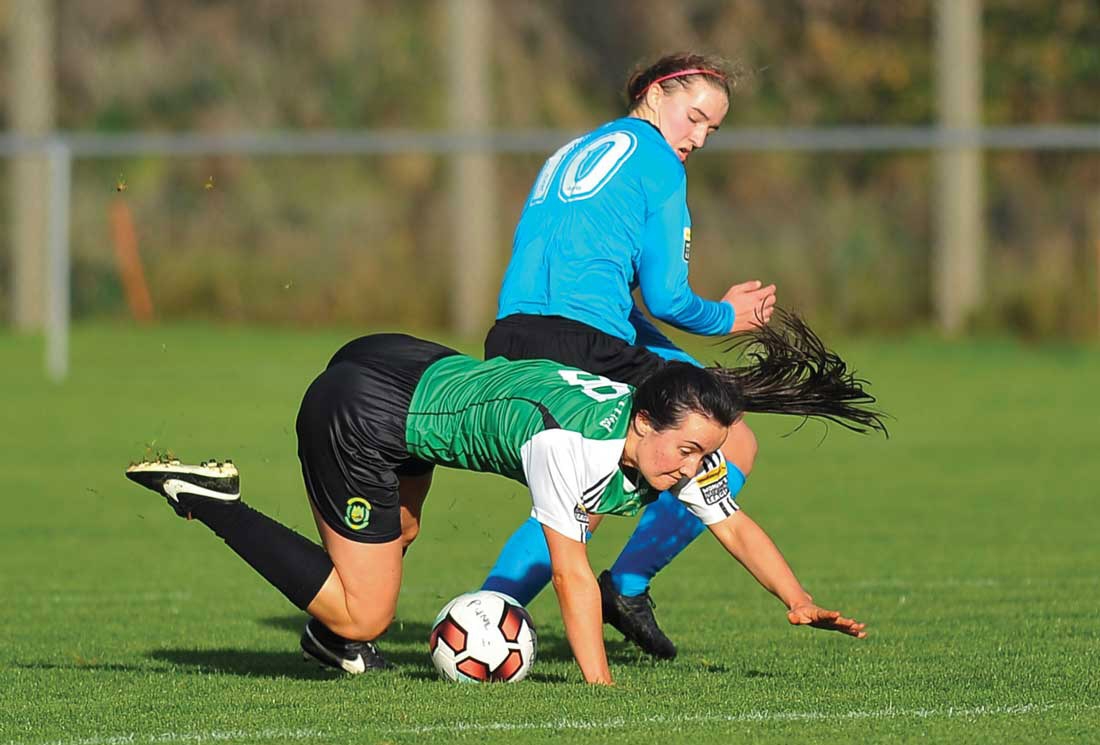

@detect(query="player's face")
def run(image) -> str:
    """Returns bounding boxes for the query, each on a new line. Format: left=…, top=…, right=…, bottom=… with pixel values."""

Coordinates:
left=630, top=411, right=729, bottom=492
left=653, top=82, right=729, bottom=163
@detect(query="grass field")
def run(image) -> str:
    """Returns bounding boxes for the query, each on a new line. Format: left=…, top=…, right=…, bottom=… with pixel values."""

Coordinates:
left=2, top=324, right=1098, bottom=744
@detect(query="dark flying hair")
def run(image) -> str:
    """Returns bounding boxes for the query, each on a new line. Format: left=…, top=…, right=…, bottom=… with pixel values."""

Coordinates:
left=631, top=362, right=740, bottom=432
left=710, top=309, right=888, bottom=435
left=625, top=52, right=740, bottom=112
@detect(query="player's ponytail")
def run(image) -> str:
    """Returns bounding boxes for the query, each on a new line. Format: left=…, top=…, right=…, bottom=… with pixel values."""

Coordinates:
left=709, top=310, right=888, bottom=436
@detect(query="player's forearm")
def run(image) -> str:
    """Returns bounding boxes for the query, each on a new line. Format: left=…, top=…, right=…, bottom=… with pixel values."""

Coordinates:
left=642, top=288, right=733, bottom=337
left=551, top=569, right=612, bottom=684
left=710, top=512, right=812, bottom=610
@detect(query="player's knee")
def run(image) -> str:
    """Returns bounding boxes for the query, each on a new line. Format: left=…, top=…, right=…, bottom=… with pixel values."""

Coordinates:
left=721, top=421, right=758, bottom=477
left=337, top=611, right=394, bottom=642
left=401, top=521, right=420, bottom=548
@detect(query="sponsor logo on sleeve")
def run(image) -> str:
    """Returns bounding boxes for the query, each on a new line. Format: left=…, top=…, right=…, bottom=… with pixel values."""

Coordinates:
left=696, top=460, right=730, bottom=505
left=573, top=504, right=590, bottom=526
left=683, top=227, right=692, bottom=262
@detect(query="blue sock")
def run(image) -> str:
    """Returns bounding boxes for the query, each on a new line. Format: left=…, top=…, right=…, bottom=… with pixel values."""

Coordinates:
left=609, top=462, right=747, bottom=597
left=481, top=516, right=599, bottom=605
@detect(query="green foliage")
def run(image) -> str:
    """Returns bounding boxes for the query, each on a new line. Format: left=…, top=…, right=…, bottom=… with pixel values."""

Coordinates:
left=1, top=324, right=1098, bottom=743
left=5, top=2, right=1100, bottom=333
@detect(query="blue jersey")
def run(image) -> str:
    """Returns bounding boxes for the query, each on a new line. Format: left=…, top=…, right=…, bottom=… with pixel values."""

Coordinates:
left=497, top=117, right=734, bottom=344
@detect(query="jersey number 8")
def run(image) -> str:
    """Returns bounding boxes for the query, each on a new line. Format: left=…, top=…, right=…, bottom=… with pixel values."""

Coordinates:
left=530, top=132, right=638, bottom=206
left=558, top=370, right=631, bottom=403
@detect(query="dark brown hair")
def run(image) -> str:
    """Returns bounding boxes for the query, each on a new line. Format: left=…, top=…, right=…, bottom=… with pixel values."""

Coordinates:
left=631, top=363, right=741, bottom=432
left=711, top=309, right=888, bottom=435
left=625, top=52, right=739, bottom=112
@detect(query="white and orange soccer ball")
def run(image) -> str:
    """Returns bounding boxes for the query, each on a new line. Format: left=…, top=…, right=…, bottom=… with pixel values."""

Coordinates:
left=429, top=590, right=537, bottom=683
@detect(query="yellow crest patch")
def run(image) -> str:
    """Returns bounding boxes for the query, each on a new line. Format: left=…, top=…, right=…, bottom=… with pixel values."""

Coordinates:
left=344, top=497, right=372, bottom=530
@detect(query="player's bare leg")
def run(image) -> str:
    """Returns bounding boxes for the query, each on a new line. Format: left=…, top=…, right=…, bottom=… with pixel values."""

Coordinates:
left=297, top=502, right=402, bottom=673
left=306, top=502, right=403, bottom=641
left=124, top=459, right=383, bottom=673
left=397, top=470, right=433, bottom=555
left=299, top=472, right=437, bottom=672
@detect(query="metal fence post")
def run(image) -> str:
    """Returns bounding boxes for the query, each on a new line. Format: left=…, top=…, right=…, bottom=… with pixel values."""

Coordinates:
left=935, top=0, right=984, bottom=334
left=46, top=141, right=71, bottom=382
left=447, top=0, right=497, bottom=337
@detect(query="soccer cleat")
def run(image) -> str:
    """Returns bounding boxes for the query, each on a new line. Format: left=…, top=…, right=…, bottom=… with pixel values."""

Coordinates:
left=598, top=570, right=677, bottom=660
left=300, top=618, right=390, bottom=674
left=125, top=459, right=240, bottom=518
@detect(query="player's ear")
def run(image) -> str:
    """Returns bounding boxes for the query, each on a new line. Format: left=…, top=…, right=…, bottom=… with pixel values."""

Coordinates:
left=632, top=411, right=655, bottom=437
left=645, top=83, right=664, bottom=111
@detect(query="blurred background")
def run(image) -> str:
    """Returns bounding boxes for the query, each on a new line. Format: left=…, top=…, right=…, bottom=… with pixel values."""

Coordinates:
left=2, top=0, right=1099, bottom=379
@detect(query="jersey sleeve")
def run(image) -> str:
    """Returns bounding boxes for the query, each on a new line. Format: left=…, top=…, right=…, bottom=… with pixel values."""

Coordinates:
left=628, top=302, right=703, bottom=366
left=520, top=429, right=591, bottom=544
left=635, top=177, right=734, bottom=337
left=673, top=452, right=740, bottom=525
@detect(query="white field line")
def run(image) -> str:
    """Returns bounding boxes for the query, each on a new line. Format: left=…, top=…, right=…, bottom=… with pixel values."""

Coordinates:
left=857, top=577, right=1097, bottom=589
left=9, top=701, right=1096, bottom=745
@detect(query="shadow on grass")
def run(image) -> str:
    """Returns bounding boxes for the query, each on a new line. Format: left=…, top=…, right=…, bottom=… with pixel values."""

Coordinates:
left=260, top=614, right=578, bottom=664
left=19, top=616, right=646, bottom=683
left=148, top=648, right=341, bottom=680
left=742, top=668, right=779, bottom=678
left=146, top=615, right=573, bottom=681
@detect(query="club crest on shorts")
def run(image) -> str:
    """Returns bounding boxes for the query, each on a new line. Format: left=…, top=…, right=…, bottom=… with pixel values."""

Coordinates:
left=344, top=497, right=372, bottom=530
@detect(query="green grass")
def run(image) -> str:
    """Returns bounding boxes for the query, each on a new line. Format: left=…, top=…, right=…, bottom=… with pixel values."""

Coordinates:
left=1, top=324, right=1098, bottom=744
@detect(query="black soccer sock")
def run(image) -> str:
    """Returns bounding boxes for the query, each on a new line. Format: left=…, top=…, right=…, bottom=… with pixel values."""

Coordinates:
left=189, top=500, right=332, bottom=611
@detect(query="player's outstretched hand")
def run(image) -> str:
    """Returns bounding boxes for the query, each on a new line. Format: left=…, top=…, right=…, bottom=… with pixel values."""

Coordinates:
left=787, top=603, right=867, bottom=639
left=721, top=280, right=777, bottom=333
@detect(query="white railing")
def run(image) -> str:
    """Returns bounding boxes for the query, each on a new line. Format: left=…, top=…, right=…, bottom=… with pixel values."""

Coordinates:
left=4, top=125, right=1100, bottom=381
left=4, top=125, right=1100, bottom=158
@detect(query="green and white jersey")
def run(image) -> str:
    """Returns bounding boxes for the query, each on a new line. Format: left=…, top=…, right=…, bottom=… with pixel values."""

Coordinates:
left=406, top=355, right=738, bottom=543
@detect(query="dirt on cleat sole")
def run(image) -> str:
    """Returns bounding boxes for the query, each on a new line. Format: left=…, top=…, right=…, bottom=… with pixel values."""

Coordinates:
left=127, top=460, right=239, bottom=479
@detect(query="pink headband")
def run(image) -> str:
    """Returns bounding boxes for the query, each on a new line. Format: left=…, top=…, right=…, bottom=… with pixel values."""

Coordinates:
left=635, top=68, right=727, bottom=100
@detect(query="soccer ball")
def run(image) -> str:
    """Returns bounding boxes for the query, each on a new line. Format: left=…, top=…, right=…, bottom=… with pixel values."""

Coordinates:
left=429, top=590, right=537, bottom=682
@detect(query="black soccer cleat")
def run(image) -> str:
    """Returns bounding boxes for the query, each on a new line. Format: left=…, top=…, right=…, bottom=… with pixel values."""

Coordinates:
left=125, top=459, right=240, bottom=518
left=300, top=618, right=390, bottom=674
left=598, top=570, right=677, bottom=660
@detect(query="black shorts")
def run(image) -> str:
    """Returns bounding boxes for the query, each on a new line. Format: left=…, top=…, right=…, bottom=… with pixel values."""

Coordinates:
left=484, top=314, right=666, bottom=387
left=296, top=333, right=457, bottom=543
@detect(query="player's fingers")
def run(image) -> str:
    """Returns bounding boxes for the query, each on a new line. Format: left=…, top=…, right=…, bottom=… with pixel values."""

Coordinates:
left=844, top=621, right=867, bottom=636
left=733, top=280, right=763, bottom=293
